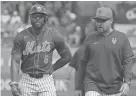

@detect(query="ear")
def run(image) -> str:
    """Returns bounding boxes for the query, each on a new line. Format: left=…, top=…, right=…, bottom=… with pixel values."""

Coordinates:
left=29, top=15, right=32, bottom=20
left=110, top=19, right=113, bottom=23
left=44, top=15, right=48, bottom=23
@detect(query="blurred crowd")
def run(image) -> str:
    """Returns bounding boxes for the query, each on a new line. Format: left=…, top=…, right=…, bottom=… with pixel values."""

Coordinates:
left=1, top=1, right=88, bottom=47
left=1, top=1, right=136, bottom=48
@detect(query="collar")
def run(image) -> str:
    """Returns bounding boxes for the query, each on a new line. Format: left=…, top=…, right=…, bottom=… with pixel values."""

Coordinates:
left=98, top=28, right=113, bottom=36
left=30, top=25, right=48, bottom=39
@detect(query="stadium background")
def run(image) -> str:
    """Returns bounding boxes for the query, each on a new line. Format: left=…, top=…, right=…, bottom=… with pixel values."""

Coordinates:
left=1, top=1, right=136, bottom=96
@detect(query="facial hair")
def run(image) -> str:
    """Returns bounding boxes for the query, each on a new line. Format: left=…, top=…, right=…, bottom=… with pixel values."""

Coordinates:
left=31, top=20, right=45, bottom=36
left=31, top=20, right=45, bottom=29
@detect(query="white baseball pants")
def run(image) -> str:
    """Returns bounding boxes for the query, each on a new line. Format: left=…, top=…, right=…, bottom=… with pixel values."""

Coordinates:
left=85, top=91, right=122, bottom=96
left=19, top=73, right=56, bottom=96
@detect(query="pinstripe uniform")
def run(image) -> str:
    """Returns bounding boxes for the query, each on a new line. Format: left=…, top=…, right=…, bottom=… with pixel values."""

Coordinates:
left=19, top=73, right=56, bottom=96
left=11, top=4, right=71, bottom=96
left=11, top=26, right=70, bottom=96
left=85, top=91, right=122, bottom=96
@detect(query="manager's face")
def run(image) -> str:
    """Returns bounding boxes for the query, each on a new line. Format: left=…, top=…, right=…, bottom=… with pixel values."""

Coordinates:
left=95, top=18, right=112, bottom=33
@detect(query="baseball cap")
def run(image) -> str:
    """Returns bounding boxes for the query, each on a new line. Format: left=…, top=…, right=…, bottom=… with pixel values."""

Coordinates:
left=93, top=7, right=113, bottom=20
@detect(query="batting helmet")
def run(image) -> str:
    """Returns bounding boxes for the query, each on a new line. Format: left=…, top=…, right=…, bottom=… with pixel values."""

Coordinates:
left=29, top=4, right=47, bottom=15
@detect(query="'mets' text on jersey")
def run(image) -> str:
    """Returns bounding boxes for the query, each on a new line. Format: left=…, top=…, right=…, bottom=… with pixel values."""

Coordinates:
left=11, top=26, right=67, bottom=74
left=23, top=40, right=51, bottom=55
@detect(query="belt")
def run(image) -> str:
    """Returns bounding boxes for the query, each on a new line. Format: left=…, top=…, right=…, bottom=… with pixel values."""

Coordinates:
left=28, top=73, right=45, bottom=79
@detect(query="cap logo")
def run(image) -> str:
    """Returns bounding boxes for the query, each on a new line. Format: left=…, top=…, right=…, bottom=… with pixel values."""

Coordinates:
left=112, top=38, right=117, bottom=44
left=37, top=6, right=41, bottom=12
left=98, top=9, right=101, bottom=14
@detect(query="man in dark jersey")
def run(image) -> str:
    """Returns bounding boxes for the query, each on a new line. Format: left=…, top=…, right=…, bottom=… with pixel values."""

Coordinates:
left=9, top=4, right=72, bottom=96
left=75, top=7, right=134, bottom=96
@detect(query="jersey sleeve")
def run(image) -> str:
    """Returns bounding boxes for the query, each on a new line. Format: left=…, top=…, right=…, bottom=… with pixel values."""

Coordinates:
left=53, top=31, right=70, bottom=56
left=11, top=33, right=22, bottom=55
left=75, top=45, right=89, bottom=90
left=122, top=35, right=134, bottom=59
left=122, top=35, right=134, bottom=83
left=80, top=42, right=90, bottom=64
left=69, top=47, right=82, bottom=70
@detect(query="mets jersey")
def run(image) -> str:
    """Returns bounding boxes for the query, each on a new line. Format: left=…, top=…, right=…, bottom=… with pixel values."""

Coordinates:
left=81, top=30, right=134, bottom=94
left=11, top=26, right=68, bottom=75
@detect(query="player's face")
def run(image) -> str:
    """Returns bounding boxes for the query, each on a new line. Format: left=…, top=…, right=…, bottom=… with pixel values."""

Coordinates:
left=30, top=13, right=45, bottom=29
left=95, top=18, right=112, bottom=33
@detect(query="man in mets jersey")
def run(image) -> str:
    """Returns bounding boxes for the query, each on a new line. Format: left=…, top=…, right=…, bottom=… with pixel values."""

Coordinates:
left=9, top=4, right=72, bottom=96
left=75, top=7, right=134, bottom=96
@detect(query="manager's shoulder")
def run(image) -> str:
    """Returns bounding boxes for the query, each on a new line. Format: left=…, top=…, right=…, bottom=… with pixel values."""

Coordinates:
left=114, top=30, right=127, bottom=39
left=85, top=32, right=97, bottom=41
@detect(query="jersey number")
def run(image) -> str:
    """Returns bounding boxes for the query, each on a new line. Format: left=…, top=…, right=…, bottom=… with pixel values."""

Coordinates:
left=44, top=55, right=48, bottom=64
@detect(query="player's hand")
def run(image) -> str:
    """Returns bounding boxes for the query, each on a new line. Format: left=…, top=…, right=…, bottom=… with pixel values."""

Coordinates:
left=74, top=90, right=82, bottom=96
left=119, top=83, right=130, bottom=96
left=10, top=84, right=22, bottom=96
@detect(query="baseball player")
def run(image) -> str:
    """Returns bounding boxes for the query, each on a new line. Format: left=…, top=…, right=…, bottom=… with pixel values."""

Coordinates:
left=9, top=4, right=72, bottom=96
left=75, top=7, right=134, bottom=96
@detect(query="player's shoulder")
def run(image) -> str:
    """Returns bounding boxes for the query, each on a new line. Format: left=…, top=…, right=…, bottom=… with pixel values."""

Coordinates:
left=46, top=26, right=61, bottom=36
left=17, top=26, right=30, bottom=36
left=46, top=26, right=65, bottom=45
left=49, top=27, right=64, bottom=41
left=14, top=26, right=31, bottom=41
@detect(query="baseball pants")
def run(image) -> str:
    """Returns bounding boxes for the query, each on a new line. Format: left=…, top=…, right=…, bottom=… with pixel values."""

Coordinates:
left=19, top=73, right=56, bottom=96
left=85, top=91, right=122, bottom=96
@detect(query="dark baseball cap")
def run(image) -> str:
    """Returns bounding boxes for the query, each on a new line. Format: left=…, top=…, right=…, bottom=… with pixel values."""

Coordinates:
left=93, top=7, right=113, bottom=20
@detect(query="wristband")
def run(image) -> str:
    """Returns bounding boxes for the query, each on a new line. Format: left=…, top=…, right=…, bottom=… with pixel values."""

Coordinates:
left=9, top=81, right=18, bottom=86
left=126, top=82, right=131, bottom=86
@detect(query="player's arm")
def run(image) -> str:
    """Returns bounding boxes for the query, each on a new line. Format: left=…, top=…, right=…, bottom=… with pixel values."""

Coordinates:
left=69, top=46, right=86, bottom=70
left=53, top=33, right=72, bottom=72
left=69, top=48, right=81, bottom=70
left=10, top=33, right=22, bottom=96
left=122, top=35, right=134, bottom=84
left=75, top=43, right=90, bottom=90
left=11, top=54, right=21, bottom=82
left=10, top=33, right=22, bottom=83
